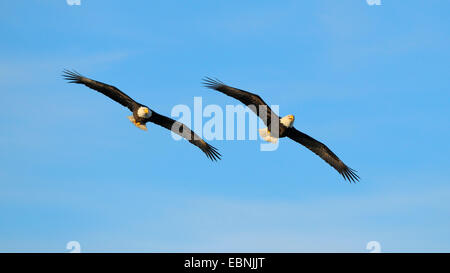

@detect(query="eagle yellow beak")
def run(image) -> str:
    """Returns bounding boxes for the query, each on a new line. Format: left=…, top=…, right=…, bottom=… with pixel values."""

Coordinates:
left=144, top=108, right=149, bottom=114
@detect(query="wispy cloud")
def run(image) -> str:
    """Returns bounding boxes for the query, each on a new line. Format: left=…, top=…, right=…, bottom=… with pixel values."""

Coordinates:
left=0, top=50, right=131, bottom=86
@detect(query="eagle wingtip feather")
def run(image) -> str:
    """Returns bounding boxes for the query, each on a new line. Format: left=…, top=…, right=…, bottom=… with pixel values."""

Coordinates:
left=202, top=77, right=224, bottom=90
left=205, top=143, right=222, bottom=162
left=61, top=69, right=83, bottom=84
left=341, top=167, right=359, bottom=183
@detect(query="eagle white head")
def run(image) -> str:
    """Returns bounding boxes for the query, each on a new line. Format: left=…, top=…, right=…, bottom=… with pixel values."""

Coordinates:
left=137, top=106, right=152, bottom=118
left=280, top=114, right=295, bottom=128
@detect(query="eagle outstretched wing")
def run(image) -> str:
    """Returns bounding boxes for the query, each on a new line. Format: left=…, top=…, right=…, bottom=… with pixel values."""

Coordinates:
left=286, top=127, right=359, bottom=182
left=146, top=112, right=222, bottom=161
left=203, top=77, right=280, bottom=127
left=62, top=70, right=139, bottom=111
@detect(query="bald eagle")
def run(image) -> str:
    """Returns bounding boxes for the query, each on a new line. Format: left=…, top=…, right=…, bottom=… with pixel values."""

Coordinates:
left=203, top=77, right=359, bottom=182
left=62, top=70, right=221, bottom=161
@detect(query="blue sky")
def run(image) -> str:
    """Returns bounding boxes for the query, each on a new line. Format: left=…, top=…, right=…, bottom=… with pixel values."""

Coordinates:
left=0, top=0, right=449, bottom=252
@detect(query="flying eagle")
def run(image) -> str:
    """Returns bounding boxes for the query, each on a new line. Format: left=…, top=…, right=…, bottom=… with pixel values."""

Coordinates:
left=203, top=77, right=359, bottom=182
left=62, top=70, right=221, bottom=161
